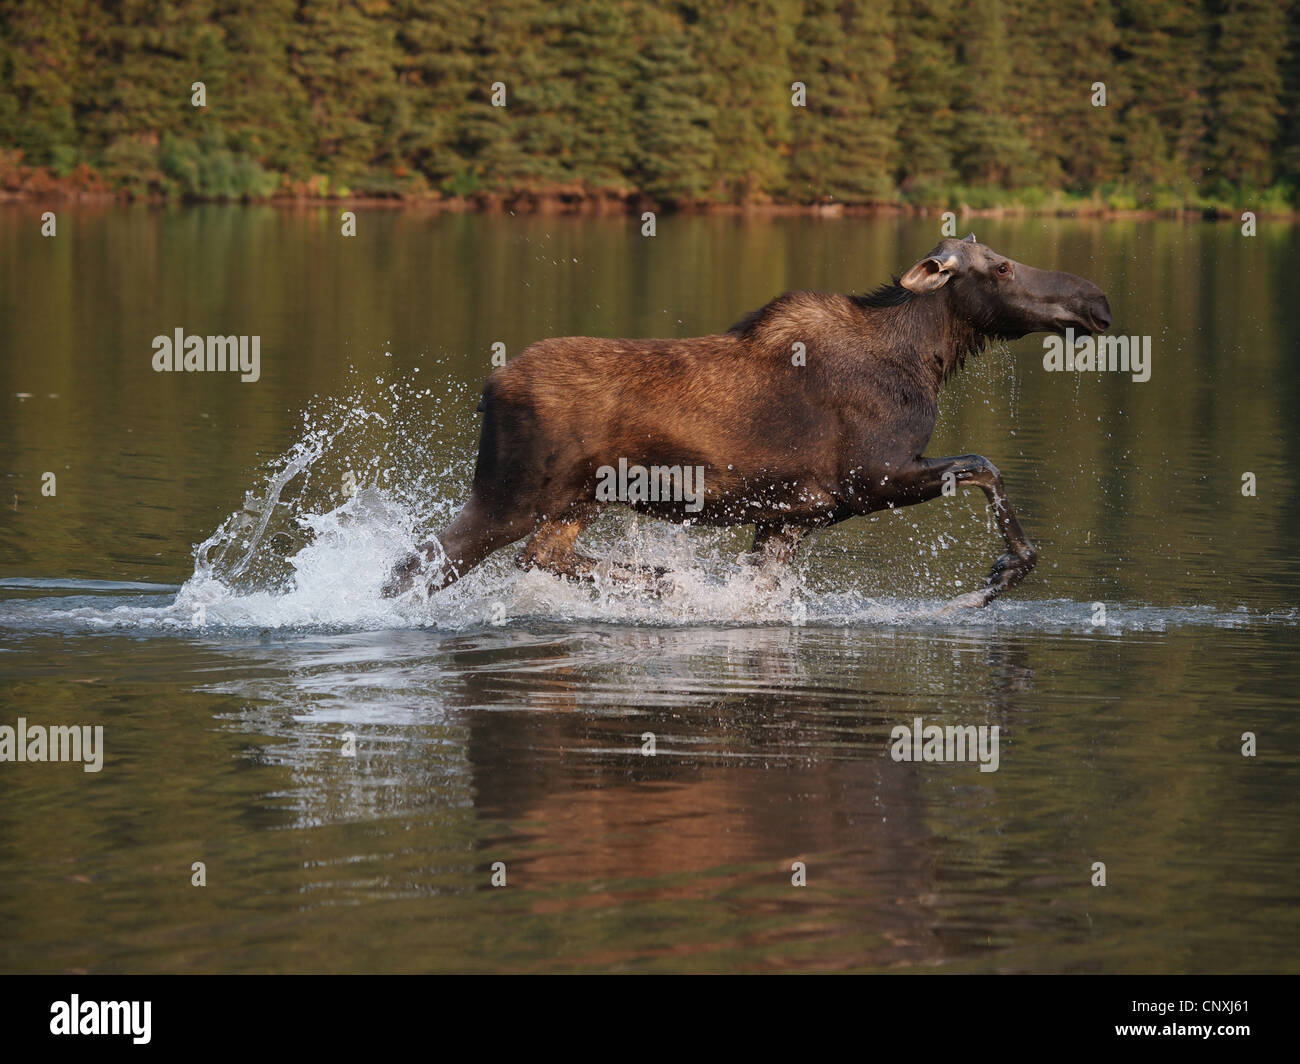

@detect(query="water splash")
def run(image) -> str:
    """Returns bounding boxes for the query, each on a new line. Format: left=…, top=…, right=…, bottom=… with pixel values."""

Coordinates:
left=0, top=372, right=1291, bottom=636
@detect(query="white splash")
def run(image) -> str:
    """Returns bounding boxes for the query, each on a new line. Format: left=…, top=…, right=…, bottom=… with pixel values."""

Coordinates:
left=0, top=381, right=1286, bottom=636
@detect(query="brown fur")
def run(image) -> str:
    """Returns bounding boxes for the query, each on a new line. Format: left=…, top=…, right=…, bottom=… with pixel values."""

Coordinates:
left=384, top=237, right=1111, bottom=607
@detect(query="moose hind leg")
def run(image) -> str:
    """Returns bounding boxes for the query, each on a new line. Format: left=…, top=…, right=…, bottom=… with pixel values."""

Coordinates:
left=382, top=491, right=535, bottom=597
left=518, top=510, right=600, bottom=579
left=520, top=509, right=671, bottom=590
left=890, top=454, right=1037, bottom=608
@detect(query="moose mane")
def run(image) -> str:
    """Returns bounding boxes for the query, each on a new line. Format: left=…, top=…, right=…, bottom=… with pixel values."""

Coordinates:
left=849, top=280, right=913, bottom=309
left=726, top=282, right=991, bottom=391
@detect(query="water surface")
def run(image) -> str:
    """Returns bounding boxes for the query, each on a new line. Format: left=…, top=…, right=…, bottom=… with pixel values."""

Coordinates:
left=1, top=207, right=1297, bottom=972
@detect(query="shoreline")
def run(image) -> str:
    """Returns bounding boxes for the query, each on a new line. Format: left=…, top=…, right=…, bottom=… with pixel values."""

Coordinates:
left=0, top=185, right=1291, bottom=223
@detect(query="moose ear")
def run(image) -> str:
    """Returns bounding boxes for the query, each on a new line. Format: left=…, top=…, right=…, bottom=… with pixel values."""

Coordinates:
left=899, top=254, right=957, bottom=294
left=964, top=232, right=977, bottom=243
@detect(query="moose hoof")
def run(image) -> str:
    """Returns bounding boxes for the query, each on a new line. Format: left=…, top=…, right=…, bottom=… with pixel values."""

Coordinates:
left=605, top=563, right=669, bottom=589
left=382, top=553, right=427, bottom=598
left=988, top=551, right=1030, bottom=580
left=587, top=561, right=673, bottom=598
left=750, top=564, right=791, bottom=594
left=948, top=589, right=993, bottom=611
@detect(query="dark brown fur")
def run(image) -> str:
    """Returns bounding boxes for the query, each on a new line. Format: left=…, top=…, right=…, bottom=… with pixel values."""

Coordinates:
left=384, top=236, right=1111, bottom=607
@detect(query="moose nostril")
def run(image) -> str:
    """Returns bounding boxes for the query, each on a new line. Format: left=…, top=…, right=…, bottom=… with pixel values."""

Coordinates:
left=1092, top=305, right=1111, bottom=330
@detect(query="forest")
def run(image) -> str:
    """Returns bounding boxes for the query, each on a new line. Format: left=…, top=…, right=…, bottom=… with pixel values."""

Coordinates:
left=1, top=0, right=1297, bottom=211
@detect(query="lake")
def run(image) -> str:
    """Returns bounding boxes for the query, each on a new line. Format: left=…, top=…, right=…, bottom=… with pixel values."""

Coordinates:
left=1, top=206, right=1297, bottom=972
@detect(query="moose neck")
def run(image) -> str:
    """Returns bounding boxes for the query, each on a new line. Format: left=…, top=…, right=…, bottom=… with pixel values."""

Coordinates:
left=856, top=286, right=991, bottom=395
left=904, top=288, right=991, bottom=392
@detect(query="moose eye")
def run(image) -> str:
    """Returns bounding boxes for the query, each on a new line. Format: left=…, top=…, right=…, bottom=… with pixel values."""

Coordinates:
left=996, top=262, right=1011, bottom=276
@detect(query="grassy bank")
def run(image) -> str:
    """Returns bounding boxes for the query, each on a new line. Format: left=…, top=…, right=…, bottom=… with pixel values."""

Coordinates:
left=2, top=149, right=1293, bottom=223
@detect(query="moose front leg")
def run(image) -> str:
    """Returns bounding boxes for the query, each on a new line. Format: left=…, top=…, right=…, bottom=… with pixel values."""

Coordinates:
left=740, top=522, right=810, bottom=590
left=888, top=454, right=1037, bottom=608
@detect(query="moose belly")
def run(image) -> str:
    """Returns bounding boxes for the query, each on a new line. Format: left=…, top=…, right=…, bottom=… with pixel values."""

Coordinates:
left=597, top=458, right=839, bottom=527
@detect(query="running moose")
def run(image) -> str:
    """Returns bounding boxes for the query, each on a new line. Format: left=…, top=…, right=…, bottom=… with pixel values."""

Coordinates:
left=384, top=235, right=1111, bottom=608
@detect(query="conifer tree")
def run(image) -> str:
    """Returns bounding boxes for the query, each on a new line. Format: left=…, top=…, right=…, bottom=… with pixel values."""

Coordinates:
left=1279, top=1, right=1300, bottom=186
left=1205, top=0, right=1287, bottom=191
left=788, top=0, right=895, bottom=203
left=631, top=7, right=718, bottom=203
left=1010, top=0, right=1120, bottom=190
left=689, top=0, right=800, bottom=201
left=951, top=0, right=1037, bottom=188
left=889, top=0, right=958, bottom=197
left=1112, top=0, right=1212, bottom=192
left=0, top=0, right=85, bottom=170
left=0, top=0, right=1296, bottom=205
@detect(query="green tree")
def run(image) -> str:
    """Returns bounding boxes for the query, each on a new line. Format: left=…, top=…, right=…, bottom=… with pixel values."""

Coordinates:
left=1205, top=0, right=1287, bottom=191
left=788, top=0, right=896, bottom=203
left=951, top=0, right=1038, bottom=188
left=1112, top=0, right=1212, bottom=192
left=0, top=0, right=87, bottom=171
left=689, top=0, right=800, bottom=202
left=890, top=0, right=958, bottom=197
left=631, top=7, right=717, bottom=203
left=1010, top=0, right=1120, bottom=190
left=1279, top=0, right=1300, bottom=186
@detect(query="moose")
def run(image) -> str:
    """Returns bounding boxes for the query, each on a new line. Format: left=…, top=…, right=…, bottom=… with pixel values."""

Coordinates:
left=383, top=235, right=1111, bottom=608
